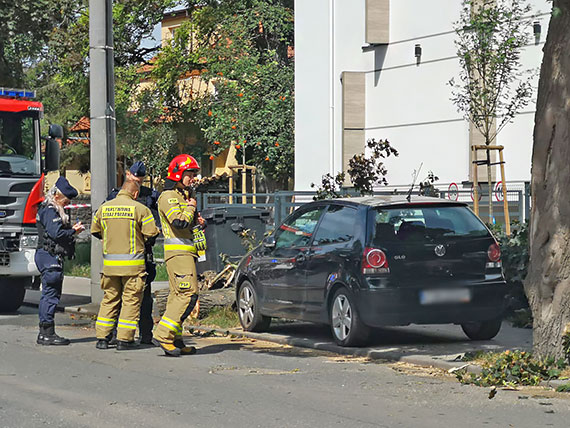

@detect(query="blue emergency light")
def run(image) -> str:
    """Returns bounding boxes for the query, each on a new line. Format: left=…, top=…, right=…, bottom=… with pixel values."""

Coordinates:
left=0, top=87, right=36, bottom=98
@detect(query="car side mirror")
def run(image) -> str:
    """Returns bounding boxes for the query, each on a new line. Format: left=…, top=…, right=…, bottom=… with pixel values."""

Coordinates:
left=48, top=124, right=64, bottom=139
left=262, top=236, right=276, bottom=248
left=44, top=138, right=60, bottom=172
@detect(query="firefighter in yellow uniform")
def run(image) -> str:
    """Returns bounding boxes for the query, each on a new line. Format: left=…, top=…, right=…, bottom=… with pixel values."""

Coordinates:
left=152, top=154, right=206, bottom=357
left=91, top=180, right=160, bottom=350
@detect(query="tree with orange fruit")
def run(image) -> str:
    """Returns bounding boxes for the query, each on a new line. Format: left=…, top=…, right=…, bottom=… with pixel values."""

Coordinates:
left=152, top=0, right=294, bottom=190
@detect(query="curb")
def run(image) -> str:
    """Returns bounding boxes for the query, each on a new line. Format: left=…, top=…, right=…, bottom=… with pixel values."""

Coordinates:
left=186, top=325, right=570, bottom=389
left=186, top=324, right=483, bottom=375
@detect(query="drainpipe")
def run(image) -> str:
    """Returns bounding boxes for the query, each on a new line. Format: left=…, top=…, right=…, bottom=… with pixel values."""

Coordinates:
left=329, top=0, right=335, bottom=175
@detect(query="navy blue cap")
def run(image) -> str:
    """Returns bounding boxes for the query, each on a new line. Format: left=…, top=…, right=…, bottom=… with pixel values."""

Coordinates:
left=129, top=161, right=147, bottom=177
left=55, top=176, right=78, bottom=200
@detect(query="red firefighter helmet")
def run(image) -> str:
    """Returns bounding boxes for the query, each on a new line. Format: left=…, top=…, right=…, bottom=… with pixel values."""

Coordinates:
left=167, top=154, right=200, bottom=182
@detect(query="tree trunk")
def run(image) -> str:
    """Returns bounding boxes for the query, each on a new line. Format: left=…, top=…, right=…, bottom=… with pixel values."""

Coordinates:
left=525, top=0, right=570, bottom=360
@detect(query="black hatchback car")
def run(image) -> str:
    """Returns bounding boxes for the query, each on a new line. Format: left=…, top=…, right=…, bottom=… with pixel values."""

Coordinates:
left=234, top=196, right=506, bottom=346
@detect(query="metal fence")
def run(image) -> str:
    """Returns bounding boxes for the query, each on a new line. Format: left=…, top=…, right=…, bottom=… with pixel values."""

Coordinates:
left=197, top=181, right=531, bottom=227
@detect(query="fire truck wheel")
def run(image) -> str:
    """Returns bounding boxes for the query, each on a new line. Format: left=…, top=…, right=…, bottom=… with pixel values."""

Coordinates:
left=0, top=277, right=29, bottom=313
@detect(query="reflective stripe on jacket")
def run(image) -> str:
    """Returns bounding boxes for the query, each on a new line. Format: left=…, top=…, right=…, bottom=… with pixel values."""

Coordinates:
left=91, top=190, right=159, bottom=275
left=158, top=189, right=196, bottom=261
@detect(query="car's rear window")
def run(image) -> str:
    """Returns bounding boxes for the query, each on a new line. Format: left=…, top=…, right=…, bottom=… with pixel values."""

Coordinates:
left=370, top=205, right=489, bottom=243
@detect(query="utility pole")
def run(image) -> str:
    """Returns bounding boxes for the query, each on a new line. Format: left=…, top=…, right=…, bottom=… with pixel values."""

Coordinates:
left=89, top=0, right=116, bottom=304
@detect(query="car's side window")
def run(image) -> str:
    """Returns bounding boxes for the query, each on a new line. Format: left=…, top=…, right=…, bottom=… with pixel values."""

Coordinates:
left=274, top=207, right=325, bottom=249
left=312, top=205, right=357, bottom=246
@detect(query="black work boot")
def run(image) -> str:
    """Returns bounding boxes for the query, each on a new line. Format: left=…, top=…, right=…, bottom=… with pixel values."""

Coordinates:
left=108, top=328, right=118, bottom=346
left=173, top=338, right=197, bottom=355
left=152, top=338, right=181, bottom=357
left=116, top=340, right=139, bottom=351
left=96, top=339, right=109, bottom=349
left=96, top=332, right=114, bottom=349
left=139, top=333, right=154, bottom=345
left=37, top=323, right=70, bottom=346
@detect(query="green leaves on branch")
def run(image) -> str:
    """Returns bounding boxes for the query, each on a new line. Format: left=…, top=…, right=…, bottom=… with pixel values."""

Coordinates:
left=449, top=0, right=535, bottom=143
left=311, top=138, right=399, bottom=199
left=456, top=350, right=568, bottom=387
left=348, top=139, right=399, bottom=195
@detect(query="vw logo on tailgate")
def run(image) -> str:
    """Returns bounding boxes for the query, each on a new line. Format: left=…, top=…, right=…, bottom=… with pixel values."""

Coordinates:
left=434, top=244, right=446, bottom=257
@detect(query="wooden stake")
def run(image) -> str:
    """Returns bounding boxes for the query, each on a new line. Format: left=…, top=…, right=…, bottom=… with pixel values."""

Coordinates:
left=228, top=174, right=233, bottom=204
left=252, top=170, right=257, bottom=206
left=499, top=149, right=511, bottom=236
left=241, top=168, right=247, bottom=204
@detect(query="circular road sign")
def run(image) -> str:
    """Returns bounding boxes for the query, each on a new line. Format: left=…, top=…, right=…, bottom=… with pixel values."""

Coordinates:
left=448, top=183, right=459, bottom=201
left=495, top=181, right=504, bottom=202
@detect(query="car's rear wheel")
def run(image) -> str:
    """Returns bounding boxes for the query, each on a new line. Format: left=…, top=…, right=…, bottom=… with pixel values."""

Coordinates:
left=0, top=277, right=29, bottom=313
left=329, top=288, right=370, bottom=347
left=461, top=318, right=502, bottom=340
left=237, top=281, right=271, bottom=332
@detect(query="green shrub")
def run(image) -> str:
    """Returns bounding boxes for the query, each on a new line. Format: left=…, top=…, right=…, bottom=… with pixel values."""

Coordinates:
left=488, top=220, right=530, bottom=316
left=456, top=350, right=567, bottom=387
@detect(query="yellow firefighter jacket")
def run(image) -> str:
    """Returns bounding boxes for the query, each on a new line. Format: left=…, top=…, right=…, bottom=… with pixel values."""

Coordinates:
left=158, top=188, right=197, bottom=262
left=91, top=190, right=159, bottom=275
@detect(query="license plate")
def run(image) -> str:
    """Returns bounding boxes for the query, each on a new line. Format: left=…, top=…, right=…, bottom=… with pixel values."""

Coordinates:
left=419, top=288, right=471, bottom=305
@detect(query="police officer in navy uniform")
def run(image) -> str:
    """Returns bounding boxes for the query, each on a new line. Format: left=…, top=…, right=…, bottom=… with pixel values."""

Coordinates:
left=35, top=177, right=84, bottom=345
left=107, top=161, right=159, bottom=344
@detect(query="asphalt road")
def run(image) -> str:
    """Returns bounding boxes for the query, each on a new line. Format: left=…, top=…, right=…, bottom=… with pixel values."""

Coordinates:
left=0, top=308, right=569, bottom=428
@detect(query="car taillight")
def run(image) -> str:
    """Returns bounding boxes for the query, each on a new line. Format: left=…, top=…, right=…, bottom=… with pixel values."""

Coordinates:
left=23, top=175, right=45, bottom=225
left=362, top=247, right=389, bottom=274
left=486, top=242, right=502, bottom=268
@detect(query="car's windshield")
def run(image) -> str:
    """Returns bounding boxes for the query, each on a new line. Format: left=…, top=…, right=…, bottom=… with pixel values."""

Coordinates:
left=0, top=113, right=40, bottom=175
left=371, top=205, right=489, bottom=244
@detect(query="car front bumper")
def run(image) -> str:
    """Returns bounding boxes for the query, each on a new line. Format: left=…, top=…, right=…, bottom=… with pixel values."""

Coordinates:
left=0, top=248, right=39, bottom=277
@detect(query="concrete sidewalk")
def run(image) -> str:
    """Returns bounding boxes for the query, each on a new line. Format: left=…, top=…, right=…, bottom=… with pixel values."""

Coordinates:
left=23, top=276, right=170, bottom=314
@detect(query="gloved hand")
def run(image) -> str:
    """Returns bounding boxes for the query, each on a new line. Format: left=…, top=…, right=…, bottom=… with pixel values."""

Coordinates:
left=193, top=226, right=207, bottom=251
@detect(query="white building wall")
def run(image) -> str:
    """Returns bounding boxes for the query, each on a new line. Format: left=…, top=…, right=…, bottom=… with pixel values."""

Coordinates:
left=294, top=0, right=333, bottom=189
left=295, top=0, right=550, bottom=190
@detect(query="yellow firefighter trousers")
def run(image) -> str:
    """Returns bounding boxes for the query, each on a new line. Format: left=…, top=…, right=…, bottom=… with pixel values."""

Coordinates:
left=95, top=273, right=146, bottom=342
left=153, top=255, right=198, bottom=344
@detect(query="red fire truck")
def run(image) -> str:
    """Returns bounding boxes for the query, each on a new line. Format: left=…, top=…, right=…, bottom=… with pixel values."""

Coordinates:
left=0, top=87, right=60, bottom=312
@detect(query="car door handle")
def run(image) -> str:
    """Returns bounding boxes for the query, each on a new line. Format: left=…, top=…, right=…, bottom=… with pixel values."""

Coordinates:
left=295, top=253, right=307, bottom=264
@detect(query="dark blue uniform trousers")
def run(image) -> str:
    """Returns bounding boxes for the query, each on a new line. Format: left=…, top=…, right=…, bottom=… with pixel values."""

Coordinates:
left=139, top=261, right=156, bottom=337
left=35, top=249, right=64, bottom=324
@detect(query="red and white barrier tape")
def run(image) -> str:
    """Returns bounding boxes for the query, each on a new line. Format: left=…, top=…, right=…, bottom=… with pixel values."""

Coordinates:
left=64, top=204, right=91, bottom=209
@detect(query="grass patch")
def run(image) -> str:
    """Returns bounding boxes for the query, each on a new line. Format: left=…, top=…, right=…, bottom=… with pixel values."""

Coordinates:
left=197, top=306, right=240, bottom=329
left=153, top=244, right=164, bottom=260
left=64, top=263, right=91, bottom=278
left=155, top=263, right=168, bottom=281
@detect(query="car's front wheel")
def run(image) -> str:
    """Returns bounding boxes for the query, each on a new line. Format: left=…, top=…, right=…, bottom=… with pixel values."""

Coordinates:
left=461, top=318, right=502, bottom=340
left=237, top=281, right=271, bottom=332
left=329, top=288, right=370, bottom=347
left=0, top=277, right=29, bottom=313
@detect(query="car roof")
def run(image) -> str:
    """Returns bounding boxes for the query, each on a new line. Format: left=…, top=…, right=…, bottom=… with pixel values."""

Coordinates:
left=314, top=195, right=467, bottom=208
